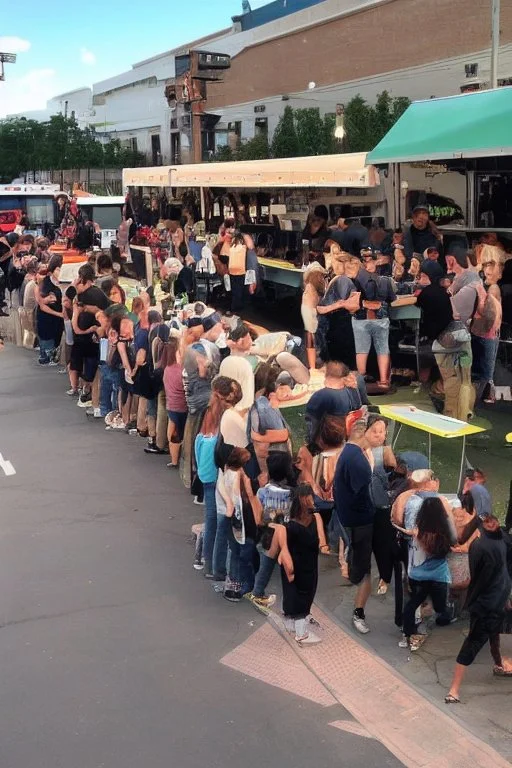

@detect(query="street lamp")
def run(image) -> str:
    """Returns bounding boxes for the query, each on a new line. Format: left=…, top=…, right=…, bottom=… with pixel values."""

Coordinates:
left=0, top=52, right=17, bottom=81
left=334, top=103, right=345, bottom=141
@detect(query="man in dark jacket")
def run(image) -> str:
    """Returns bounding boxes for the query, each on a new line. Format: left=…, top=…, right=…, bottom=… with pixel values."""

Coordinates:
left=403, top=205, right=444, bottom=268
left=445, top=514, right=512, bottom=702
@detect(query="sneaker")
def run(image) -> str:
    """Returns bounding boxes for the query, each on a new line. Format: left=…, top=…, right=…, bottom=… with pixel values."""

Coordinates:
left=223, top=589, right=242, bottom=603
left=296, top=631, right=322, bottom=645
left=58, top=367, right=67, bottom=374
left=193, top=557, right=204, bottom=571
left=38, top=359, right=50, bottom=366
left=144, top=441, right=166, bottom=455
left=110, top=414, right=127, bottom=430
left=246, top=593, right=276, bottom=615
left=193, top=496, right=205, bottom=506
left=77, top=393, right=92, bottom=408
left=398, top=633, right=409, bottom=648
left=86, top=407, right=103, bottom=419
left=48, top=360, right=59, bottom=367
left=66, top=388, right=78, bottom=396
left=352, top=613, right=370, bottom=634
left=409, top=634, right=426, bottom=652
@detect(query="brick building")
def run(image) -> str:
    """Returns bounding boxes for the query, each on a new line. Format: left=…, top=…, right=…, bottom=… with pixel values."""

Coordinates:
left=205, top=0, right=512, bottom=153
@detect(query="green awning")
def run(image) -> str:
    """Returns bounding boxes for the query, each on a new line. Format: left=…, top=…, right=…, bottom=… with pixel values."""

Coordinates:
left=367, top=88, right=512, bottom=164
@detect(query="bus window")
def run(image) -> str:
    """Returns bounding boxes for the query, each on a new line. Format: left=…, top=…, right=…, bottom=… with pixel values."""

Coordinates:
left=91, top=205, right=122, bottom=230
left=0, top=197, right=23, bottom=211
left=26, top=197, right=56, bottom=225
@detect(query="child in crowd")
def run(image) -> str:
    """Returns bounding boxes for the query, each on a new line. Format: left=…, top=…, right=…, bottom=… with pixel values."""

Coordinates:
left=246, top=451, right=296, bottom=613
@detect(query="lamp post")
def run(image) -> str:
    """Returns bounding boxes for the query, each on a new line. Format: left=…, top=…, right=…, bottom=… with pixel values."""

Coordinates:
left=335, top=103, right=345, bottom=152
left=0, top=52, right=16, bottom=81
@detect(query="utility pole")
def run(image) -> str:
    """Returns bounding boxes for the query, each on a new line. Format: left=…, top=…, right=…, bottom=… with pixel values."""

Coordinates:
left=490, top=0, right=501, bottom=89
left=0, top=52, right=17, bottom=81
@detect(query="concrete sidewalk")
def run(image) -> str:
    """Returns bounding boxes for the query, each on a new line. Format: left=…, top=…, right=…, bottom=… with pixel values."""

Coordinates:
left=315, top=556, right=512, bottom=762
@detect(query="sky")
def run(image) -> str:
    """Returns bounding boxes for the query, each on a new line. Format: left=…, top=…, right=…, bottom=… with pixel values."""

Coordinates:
left=0, top=0, right=270, bottom=118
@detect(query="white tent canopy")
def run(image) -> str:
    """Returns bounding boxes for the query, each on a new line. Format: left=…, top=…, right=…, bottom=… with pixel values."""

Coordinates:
left=123, top=153, right=379, bottom=190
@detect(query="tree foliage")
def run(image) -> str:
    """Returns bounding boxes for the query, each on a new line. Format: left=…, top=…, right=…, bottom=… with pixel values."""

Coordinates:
left=212, top=133, right=270, bottom=162
left=343, top=91, right=410, bottom=153
left=0, top=115, right=145, bottom=182
left=270, top=106, right=299, bottom=158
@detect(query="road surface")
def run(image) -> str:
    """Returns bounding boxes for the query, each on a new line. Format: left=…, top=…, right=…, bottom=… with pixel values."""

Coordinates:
left=0, top=345, right=401, bottom=768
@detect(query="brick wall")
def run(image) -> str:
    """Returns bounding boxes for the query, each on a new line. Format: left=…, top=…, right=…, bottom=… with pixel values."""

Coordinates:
left=207, top=0, right=512, bottom=108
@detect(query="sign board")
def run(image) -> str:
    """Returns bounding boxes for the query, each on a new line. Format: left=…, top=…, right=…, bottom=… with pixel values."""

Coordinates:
left=101, top=229, right=117, bottom=249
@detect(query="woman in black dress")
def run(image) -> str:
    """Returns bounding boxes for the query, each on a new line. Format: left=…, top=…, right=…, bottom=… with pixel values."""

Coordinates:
left=36, top=254, right=64, bottom=365
left=278, top=484, right=328, bottom=645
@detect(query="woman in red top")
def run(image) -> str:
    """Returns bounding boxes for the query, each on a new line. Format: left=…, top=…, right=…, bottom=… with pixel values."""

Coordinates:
left=162, top=337, right=188, bottom=468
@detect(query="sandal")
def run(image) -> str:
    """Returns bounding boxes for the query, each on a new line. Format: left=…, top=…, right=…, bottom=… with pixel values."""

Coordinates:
left=377, top=580, right=388, bottom=596
left=493, top=665, right=512, bottom=677
left=444, top=693, right=460, bottom=704
left=409, top=634, right=426, bottom=652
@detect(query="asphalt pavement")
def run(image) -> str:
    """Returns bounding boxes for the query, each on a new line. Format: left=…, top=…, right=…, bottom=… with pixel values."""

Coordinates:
left=0, top=345, right=401, bottom=768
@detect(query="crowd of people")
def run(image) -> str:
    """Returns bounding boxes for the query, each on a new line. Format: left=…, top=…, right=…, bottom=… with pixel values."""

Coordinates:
left=301, top=204, right=512, bottom=415
left=0, top=203, right=511, bottom=705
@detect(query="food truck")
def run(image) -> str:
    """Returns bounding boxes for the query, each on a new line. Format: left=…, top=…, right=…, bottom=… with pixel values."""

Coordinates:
left=367, top=87, right=512, bottom=250
left=122, top=153, right=382, bottom=291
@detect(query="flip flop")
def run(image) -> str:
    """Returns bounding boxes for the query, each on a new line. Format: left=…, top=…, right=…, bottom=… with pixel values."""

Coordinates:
left=493, top=665, right=512, bottom=677
left=444, top=694, right=460, bottom=704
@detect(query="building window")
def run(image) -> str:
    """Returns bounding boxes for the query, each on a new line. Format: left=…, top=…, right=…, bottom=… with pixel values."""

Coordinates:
left=465, top=63, right=478, bottom=78
left=255, top=117, right=268, bottom=139
left=228, top=121, right=242, bottom=138
left=151, top=134, right=161, bottom=165
left=215, top=131, right=229, bottom=151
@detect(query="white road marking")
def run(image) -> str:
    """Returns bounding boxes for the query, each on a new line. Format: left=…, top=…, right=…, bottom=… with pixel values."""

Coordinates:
left=0, top=454, right=16, bottom=476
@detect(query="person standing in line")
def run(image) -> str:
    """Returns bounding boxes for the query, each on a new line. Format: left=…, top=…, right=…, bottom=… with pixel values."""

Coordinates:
left=162, top=337, right=187, bottom=468
left=400, top=497, right=457, bottom=652
left=278, top=483, right=328, bottom=644
left=301, top=263, right=326, bottom=369
left=194, top=376, right=239, bottom=578
left=445, top=512, right=512, bottom=702
left=333, top=420, right=375, bottom=634
left=36, top=254, right=64, bottom=365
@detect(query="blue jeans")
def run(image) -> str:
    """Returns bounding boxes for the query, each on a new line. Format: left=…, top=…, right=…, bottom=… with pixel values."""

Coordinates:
left=147, top=397, right=157, bottom=418
left=212, top=513, right=231, bottom=580
left=471, top=335, right=499, bottom=384
left=253, top=551, right=276, bottom=598
left=100, top=365, right=121, bottom=417
left=228, top=531, right=256, bottom=595
left=39, top=338, right=55, bottom=363
left=202, top=482, right=217, bottom=574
